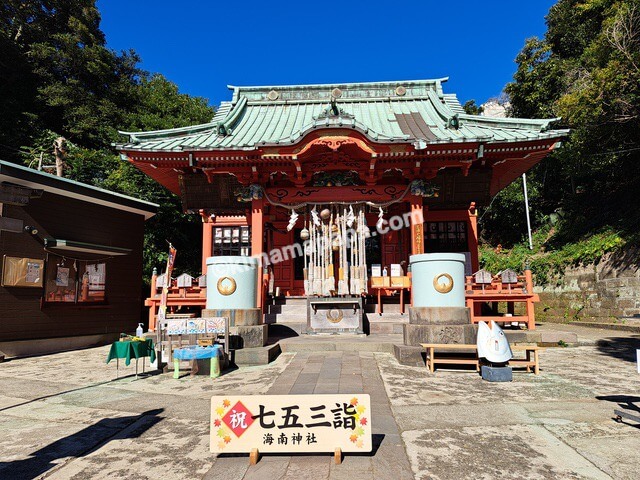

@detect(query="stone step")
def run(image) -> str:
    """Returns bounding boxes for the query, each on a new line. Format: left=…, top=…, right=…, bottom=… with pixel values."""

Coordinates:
left=265, top=313, right=307, bottom=323
left=271, top=297, right=307, bottom=307
left=581, top=308, right=617, bottom=318
left=366, top=312, right=410, bottom=322
left=279, top=338, right=396, bottom=354
left=233, top=344, right=281, bottom=366
left=269, top=297, right=406, bottom=312
left=367, top=322, right=405, bottom=335
left=571, top=321, right=640, bottom=333
left=365, top=312, right=409, bottom=335
left=267, top=304, right=311, bottom=315
left=362, top=303, right=405, bottom=314
left=394, top=344, right=425, bottom=366
left=267, top=322, right=307, bottom=337
left=269, top=303, right=407, bottom=316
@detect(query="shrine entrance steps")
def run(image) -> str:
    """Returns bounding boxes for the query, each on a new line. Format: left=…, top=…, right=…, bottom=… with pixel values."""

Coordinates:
left=264, top=295, right=409, bottom=336
left=264, top=296, right=307, bottom=337
left=363, top=301, right=409, bottom=335
left=277, top=334, right=401, bottom=354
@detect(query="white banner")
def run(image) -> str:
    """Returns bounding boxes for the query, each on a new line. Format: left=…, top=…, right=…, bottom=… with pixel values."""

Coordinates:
left=210, top=394, right=372, bottom=453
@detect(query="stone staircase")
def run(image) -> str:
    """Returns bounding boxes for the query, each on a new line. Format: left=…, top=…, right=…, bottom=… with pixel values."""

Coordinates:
left=264, top=296, right=410, bottom=336
left=363, top=301, right=410, bottom=334
left=265, top=297, right=308, bottom=337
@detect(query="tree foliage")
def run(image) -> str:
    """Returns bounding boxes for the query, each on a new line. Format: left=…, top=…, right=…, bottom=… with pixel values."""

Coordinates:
left=0, top=1, right=215, bottom=280
left=463, top=100, right=484, bottom=115
left=484, top=0, right=640, bottom=249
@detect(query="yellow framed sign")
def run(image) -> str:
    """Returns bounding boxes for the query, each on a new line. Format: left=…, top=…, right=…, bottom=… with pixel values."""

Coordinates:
left=1, top=255, right=44, bottom=287
left=210, top=394, right=372, bottom=454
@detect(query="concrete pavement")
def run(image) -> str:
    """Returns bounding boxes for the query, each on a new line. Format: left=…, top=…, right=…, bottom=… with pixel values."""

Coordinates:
left=0, top=326, right=639, bottom=479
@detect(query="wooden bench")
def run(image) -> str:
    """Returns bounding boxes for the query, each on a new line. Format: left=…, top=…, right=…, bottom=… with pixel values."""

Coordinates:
left=420, top=344, right=480, bottom=374
left=420, top=343, right=541, bottom=374
left=510, top=345, right=542, bottom=375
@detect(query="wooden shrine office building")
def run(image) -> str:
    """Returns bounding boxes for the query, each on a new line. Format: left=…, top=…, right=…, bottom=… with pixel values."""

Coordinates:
left=116, top=78, right=567, bottom=313
left=0, top=160, right=157, bottom=358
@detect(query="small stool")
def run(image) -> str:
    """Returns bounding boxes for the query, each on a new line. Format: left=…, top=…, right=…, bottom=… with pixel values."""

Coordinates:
left=172, top=345, right=223, bottom=379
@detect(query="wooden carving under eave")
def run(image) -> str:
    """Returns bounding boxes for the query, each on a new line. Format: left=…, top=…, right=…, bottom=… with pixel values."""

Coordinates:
left=294, top=135, right=377, bottom=158
left=265, top=184, right=407, bottom=203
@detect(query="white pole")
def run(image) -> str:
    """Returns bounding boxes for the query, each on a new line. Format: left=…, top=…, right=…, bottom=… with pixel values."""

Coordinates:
left=522, top=173, right=533, bottom=250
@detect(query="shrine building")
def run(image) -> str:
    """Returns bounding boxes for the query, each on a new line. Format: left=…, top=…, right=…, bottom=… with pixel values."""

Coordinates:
left=116, top=78, right=567, bottom=321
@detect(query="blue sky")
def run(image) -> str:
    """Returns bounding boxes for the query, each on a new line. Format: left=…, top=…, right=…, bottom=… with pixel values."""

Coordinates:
left=97, top=0, right=556, bottom=108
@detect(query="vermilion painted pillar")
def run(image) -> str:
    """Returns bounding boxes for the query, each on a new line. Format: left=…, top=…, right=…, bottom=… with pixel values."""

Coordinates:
left=201, top=222, right=213, bottom=275
left=468, top=202, right=479, bottom=272
left=409, top=195, right=424, bottom=256
left=409, top=195, right=424, bottom=308
left=251, top=198, right=265, bottom=310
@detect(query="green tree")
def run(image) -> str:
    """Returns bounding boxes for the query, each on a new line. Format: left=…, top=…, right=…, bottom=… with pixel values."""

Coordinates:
left=463, top=100, right=483, bottom=115
left=492, top=0, right=640, bottom=248
left=106, top=74, right=215, bottom=278
left=0, top=0, right=215, bottom=282
left=0, top=1, right=143, bottom=153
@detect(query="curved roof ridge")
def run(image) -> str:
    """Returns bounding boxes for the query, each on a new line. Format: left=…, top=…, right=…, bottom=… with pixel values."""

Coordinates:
left=461, top=114, right=562, bottom=131
left=227, top=78, right=449, bottom=92
left=216, top=96, right=248, bottom=135
left=426, top=90, right=456, bottom=121
left=118, top=121, right=217, bottom=142
left=115, top=78, right=569, bottom=153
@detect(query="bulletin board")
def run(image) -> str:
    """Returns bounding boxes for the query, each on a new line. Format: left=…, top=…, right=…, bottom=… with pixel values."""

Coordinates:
left=1, top=255, right=45, bottom=287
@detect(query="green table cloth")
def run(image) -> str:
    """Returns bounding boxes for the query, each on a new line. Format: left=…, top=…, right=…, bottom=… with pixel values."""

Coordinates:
left=107, top=339, right=156, bottom=366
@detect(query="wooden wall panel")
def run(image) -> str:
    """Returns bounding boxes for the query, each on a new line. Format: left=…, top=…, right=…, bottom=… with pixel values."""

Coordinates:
left=0, top=191, right=147, bottom=342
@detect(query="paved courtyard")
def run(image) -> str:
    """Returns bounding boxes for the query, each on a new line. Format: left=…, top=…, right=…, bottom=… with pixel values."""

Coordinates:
left=0, top=325, right=639, bottom=479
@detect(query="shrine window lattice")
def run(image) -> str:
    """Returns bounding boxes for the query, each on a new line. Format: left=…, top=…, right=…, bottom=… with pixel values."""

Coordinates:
left=424, top=221, right=468, bottom=253
left=213, top=226, right=251, bottom=257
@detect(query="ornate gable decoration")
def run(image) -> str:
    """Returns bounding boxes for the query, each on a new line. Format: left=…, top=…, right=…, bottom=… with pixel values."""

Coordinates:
left=295, top=136, right=376, bottom=157
left=313, top=91, right=355, bottom=123
left=314, top=105, right=355, bottom=122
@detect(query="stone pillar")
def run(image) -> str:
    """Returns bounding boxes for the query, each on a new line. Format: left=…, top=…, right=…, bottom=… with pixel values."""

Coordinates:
left=394, top=253, right=476, bottom=366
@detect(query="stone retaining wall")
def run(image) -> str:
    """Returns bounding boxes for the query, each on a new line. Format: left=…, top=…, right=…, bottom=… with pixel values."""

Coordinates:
left=535, top=246, right=640, bottom=322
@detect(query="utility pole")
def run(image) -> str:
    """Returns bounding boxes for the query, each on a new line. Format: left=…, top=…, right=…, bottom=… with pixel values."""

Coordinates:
left=522, top=173, right=533, bottom=250
left=53, top=137, right=66, bottom=177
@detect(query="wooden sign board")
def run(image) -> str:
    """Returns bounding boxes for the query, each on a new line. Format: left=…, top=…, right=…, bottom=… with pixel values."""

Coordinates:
left=176, top=273, right=193, bottom=288
left=2, top=255, right=44, bottom=287
left=205, top=317, right=227, bottom=334
left=474, top=269, right=493, bottom=284
left=501, top=269, right=518, bottom=284
left=166, top=319, right=187, bottom=335
left=186, top=318, right=206, bottom=334
left=206, top=317, right=229, bottom=354
left=210, top=394, right=372, bottom=454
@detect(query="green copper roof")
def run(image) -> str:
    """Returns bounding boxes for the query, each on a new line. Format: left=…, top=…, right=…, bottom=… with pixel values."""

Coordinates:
left=0, top=160, right=157, bottom=219
left=116, top=78, right=567, bottom=152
